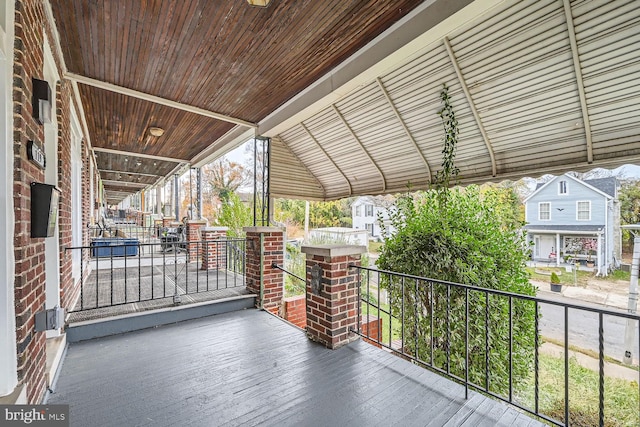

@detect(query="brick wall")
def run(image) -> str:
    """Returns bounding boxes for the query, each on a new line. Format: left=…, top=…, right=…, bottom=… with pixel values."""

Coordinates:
left=200, top=227, right=227, bottom=270
left=244, top=227, right=284, bottom=314
left=13, top=0, right=76, bottom=403
left=361, top=314, right=382, bottom=349
left=57, top=79, right=73, bottom=311
left=283, top=295, right=306, bottom=328
left=186, top=220, right=207, bottom=262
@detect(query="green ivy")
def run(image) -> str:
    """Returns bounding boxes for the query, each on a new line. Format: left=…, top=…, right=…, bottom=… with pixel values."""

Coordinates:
left=377, top=84, right=537, bottom=396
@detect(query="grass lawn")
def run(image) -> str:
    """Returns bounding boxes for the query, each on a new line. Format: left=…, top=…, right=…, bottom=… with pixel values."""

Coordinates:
left=516, top=353, right=639, bottom=427
left=525, top=266, right=627, bottom=286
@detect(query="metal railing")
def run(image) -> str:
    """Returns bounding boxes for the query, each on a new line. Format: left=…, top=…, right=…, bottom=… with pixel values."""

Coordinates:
left=352, top=265, right=640, bottom=427
left=87, top=224, right=162, bottom=243
left=66, top=238, right=246, bottom=312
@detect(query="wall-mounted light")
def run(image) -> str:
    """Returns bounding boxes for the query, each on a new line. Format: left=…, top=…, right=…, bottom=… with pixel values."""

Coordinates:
left=32, top=78, right=52, bottom=124
left=247, top=0, right=271, bottom=7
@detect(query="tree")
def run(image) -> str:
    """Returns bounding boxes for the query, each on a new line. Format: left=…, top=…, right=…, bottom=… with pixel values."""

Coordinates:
left=619, top=179, right=640, bottom=249
left=274, top=198, right=352, bottom=231
left=377, top=84, right=536, bottom=395
left=202, top=157, right=251, bottom=203
left=216, top=192, right=252, bottom=237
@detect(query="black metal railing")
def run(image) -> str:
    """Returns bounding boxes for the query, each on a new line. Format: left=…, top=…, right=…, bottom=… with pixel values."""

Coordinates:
left=66, top=238, right=246, bottom=312
left=272, top=263, right=307, bottom=329
left=87, top=224, right=162, bottom=243
left=352, top=265, right=640, bottom=427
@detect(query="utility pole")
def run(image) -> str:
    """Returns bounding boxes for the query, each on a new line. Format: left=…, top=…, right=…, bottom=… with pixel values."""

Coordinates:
left=621, top=225, right=640, bottom=365
left=304, top=200, right=310, bottom=241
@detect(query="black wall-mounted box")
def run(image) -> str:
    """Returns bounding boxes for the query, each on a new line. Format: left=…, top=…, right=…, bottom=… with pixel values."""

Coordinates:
left=31, top=182, right=61, bottom=238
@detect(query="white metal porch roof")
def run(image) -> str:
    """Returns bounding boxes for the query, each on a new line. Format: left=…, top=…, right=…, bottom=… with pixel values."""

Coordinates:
left=255, top=0, right=640, bottom=200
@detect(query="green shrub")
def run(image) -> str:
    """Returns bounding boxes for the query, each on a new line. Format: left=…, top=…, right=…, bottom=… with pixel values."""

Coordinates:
left=376, top=84, right=537, bottom=396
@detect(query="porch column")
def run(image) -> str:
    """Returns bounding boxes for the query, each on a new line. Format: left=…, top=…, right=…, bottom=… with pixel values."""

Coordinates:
left=301, top=244, right=366, bottom=349
left=597, top=234, right=602, bottom=275
left=556, top=233, right=560, bottom=266
left=244, top=227, right=284, bottom=314
left=186, top=220, right=208, bottom=262
left=201, top=227, right=228, bottom=270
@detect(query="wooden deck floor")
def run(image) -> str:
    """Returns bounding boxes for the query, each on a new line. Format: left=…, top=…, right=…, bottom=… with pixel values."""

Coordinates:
left=48, top=310, right=545, bottom=426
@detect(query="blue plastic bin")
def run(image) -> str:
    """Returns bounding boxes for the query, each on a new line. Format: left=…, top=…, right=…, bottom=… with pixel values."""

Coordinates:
left=91, top=238, right=139, bottom=257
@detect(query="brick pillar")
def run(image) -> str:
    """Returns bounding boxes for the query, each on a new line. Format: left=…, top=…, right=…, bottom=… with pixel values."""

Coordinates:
left=244, top=227, right=284, bottom=314
left=301, top=245, right=367, bottom=349
left=201, top=227, right=228, bottom=270
left=186, top=220, right=208, bottom=262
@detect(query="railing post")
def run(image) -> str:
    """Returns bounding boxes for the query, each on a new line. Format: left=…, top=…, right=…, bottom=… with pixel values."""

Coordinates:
left=186, top=220, right=208, bottom=263
left=244, top=227, right=284, bottom=314
left=200, top=227, right=228, bottom=270
left=301, top=244, right=366, bottom=349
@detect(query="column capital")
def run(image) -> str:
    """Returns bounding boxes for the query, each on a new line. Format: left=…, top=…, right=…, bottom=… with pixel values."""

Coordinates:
left=301, top=244, right=366, bottom=258
left=243, top=226, right=284, bottom=234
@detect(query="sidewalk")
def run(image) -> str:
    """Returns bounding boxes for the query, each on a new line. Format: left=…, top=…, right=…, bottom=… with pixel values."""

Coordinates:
left=534, top=279, right=639, bottom=312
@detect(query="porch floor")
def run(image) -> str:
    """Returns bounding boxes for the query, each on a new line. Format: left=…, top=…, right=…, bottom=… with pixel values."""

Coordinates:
left=49, top=309, right=545, bottom=427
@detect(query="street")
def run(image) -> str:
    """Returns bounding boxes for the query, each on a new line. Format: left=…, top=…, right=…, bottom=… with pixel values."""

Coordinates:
left=538, top=297, right=639, bottom=365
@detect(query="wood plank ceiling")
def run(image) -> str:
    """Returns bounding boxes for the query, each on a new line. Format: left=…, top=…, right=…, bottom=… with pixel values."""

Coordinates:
left=49, top=0, right=425, bottom=204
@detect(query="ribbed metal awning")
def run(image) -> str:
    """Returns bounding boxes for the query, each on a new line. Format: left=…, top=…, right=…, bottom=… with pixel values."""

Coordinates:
left=265, top=0, right=640, bottom=200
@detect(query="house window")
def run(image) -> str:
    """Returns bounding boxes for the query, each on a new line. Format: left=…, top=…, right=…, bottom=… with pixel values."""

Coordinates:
left=577, top=201, right=591, bottom=221
left=539, top=202, right=550, bottom=220
left=365, top=223, right=375, bottom=237
left=355, top=205, right=361, bottom=216
left=365, top=204, right=374, bottom=217
left=558, top=180, right=567, bottom=195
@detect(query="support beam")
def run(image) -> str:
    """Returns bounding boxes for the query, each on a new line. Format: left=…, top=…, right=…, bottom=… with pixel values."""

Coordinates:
left=93, top=147, right=187, bottom=163
left=174, top=174, right=180, bottom=221
left=443, top=37, right=497, bottom=177
left=65, top=72, right=257, bottom=129
left=562, top=0, right=593, bottom=164
left=332, top=104, right=386, bottom=192
left=102, top=180, right=147, bottom=188
left=273, top=135, right=326, bottom=198
left=101, top=169, right=161, bottom=178
left=300, top=123, right=352, bottom=196
left=376, top=77, right=432, bottom=182
left=197, top=168, right=203, bottom=220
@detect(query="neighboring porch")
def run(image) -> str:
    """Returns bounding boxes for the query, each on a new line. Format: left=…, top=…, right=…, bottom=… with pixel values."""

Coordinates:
left=525, top=226, right=608, bottom=274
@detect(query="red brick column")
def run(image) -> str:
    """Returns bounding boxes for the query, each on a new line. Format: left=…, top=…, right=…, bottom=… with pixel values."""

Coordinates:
left=186, top=220, right=208, bottom=262
left=301, top=245, right=367, bottom=349
left=244, top=227, right=284, bottom=314
left=200, top=227, right=228, bottom=270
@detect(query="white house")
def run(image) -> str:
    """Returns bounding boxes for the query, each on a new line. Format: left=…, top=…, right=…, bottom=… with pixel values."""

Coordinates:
left=351, top=196, right=395, bottom=241
left=523, top=174, right=621, bottom=275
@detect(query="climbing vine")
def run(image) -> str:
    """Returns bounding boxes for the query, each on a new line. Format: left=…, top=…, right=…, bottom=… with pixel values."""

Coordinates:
left=377, top=84, right=536, bottom=396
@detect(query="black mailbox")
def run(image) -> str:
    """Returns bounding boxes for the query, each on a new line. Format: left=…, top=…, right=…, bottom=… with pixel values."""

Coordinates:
left=31, top=182, right=61, bottom=238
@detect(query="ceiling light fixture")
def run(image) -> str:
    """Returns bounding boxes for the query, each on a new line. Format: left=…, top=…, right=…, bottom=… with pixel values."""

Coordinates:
left=148, top=127, right=165, bottom=137
left=247, top=0, right=271, bottom=7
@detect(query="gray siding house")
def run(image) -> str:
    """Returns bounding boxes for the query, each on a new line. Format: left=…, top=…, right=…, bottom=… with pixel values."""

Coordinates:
left=523, top=174, right=621, bottom=275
